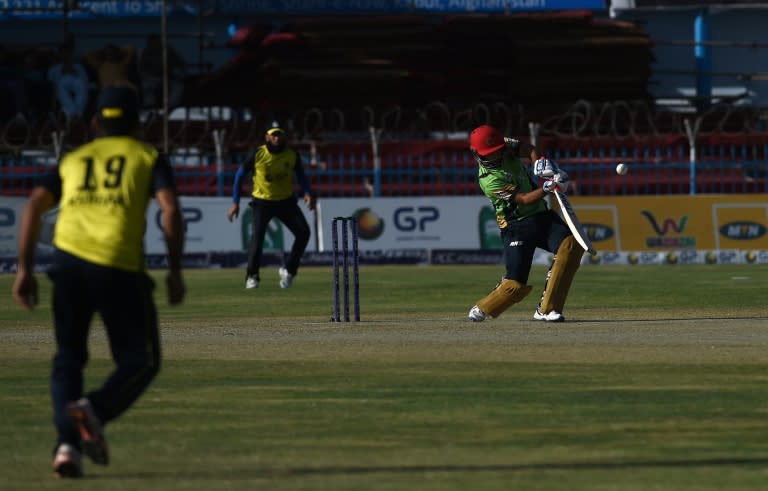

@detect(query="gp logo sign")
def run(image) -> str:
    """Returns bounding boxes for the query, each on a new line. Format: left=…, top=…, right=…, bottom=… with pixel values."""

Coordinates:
left=393, top=206, right=439, bottom=232
left=155, top=207, right=202, bottom=232
left=0, top=207, right=14, bottom=227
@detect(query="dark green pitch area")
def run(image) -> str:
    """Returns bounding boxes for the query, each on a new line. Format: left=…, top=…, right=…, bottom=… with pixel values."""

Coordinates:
left=1, top=265, right=767, bottom=490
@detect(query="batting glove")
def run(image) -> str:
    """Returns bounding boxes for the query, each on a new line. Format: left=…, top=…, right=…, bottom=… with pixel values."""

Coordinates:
left=542, top=179, right=557, bottom=193
left=553, top=171, right=570, bottom=192
left=534, top=158, right=559, bottom=178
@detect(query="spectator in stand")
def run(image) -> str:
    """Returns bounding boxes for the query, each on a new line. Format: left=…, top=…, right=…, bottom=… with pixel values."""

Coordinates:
left=22, top=49, right=53, bottom=124
left=48, top=41, right=90, bottom=122
left=85, top=43, right=141, bottom=105
left=139, top=34, right=186, bottom=110
left=0, top=44, right=28, bottom=121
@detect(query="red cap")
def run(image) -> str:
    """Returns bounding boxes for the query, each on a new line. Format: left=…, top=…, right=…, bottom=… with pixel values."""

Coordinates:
left=469, top=125, right=505, bottom=157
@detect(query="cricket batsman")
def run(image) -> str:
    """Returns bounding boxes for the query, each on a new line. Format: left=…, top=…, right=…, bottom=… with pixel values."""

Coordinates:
left=467, top=124, right=584, bottom=323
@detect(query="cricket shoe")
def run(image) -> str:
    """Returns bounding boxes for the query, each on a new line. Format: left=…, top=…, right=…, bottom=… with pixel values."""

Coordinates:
left=533, top=307, right=565, bottom=322
left=468, top=305, right=489, bottom=322
left=278, top=267, right=294, bottom=289
left=53, top=443, right=83, bottom=478
left=67, top=398, right=109, bottom=466
left=245, top=275, right=259, bottom=289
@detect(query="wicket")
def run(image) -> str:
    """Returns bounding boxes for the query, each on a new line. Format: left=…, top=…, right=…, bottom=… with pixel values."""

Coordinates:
left=331, top=217, right=360, bottom=322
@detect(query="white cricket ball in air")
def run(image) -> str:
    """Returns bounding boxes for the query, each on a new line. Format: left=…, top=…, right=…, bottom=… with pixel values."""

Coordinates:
left=616, top=163, right=628, bottom=175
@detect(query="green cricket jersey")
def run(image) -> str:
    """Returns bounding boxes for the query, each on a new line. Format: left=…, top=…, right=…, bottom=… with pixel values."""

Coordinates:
left=478, top=152, right=546, bottom=230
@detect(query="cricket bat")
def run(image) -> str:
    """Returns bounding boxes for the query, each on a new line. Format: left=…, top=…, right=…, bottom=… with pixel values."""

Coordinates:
left=553, top=189, right=596, bottom=255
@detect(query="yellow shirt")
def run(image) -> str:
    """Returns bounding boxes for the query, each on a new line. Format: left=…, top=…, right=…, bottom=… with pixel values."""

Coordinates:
left=53, top=136, right=159, bottom=272
left=250, top=146, right=300, bottom=201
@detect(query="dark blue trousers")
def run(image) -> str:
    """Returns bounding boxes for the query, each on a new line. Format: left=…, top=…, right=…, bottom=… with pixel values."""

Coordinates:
left=501, top=210, right=572, bottom=283
left=47, top=249, right=161, bottom=450
left=246, top=197, right=311, bottom=278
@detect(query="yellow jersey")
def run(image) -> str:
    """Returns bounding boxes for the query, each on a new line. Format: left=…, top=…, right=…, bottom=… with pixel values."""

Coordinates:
left=48, top=136, right=175, bottom=272
left=249, top=146, right=301, bottom=201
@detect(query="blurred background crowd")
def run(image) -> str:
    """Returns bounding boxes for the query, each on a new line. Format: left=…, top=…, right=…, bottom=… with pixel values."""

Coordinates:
left=1, top=1, right=767, bottom=199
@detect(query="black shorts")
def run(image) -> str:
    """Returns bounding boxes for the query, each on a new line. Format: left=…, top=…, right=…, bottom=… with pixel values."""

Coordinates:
left=500, top=211, right=571, bottom=283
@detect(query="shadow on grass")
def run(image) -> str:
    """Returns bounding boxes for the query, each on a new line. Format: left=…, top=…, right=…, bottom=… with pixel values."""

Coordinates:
left=97, top=457, right=768, bottom=480
left=572, top=317, right=768, bottom=323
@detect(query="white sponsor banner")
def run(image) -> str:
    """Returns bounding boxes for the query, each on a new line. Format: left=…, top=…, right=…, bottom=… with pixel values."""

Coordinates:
left=1, top=196, right=492, bottom=255
left=316, top=197, right=490, bottom=251
left=4, top=196, right=768, bottom=265
left=0, top=197, right=25, bottom=256
left=0, top=197, right=253, bottom=256
left=147, top=196, right=319, bottom=254
left=145, top=197, right=242, bottom=254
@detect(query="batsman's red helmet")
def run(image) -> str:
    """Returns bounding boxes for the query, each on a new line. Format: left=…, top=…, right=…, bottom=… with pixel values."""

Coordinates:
left=469, top=125, right=505, bottom=157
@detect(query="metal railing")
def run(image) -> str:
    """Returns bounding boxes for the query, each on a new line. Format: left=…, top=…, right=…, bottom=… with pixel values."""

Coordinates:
left=4, top=136, right=766, bottom=198
left=2, top=106, right=767, bottom=198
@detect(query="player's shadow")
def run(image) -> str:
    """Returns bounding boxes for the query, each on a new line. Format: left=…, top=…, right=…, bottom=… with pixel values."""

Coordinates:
left=571, top=316, right=768, bottom=323
left=280, top=457, right=768, bottom=477
left=97, top=456, right=768, bottom=480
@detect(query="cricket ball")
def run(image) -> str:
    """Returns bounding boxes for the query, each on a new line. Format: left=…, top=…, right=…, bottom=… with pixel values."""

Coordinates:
left=616, top=163, right=628, bottom=175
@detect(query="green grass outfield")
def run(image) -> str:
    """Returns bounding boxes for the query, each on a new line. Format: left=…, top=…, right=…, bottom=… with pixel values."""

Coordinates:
left=1, top=264, right=767, bottom=490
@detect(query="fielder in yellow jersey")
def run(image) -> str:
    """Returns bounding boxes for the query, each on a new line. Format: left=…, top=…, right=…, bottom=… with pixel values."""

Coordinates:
left=12, top=86, right=185, bottom=479
left=53, top=135, right=160, bottom=271
left=227, top=121, right=316, bottom=289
